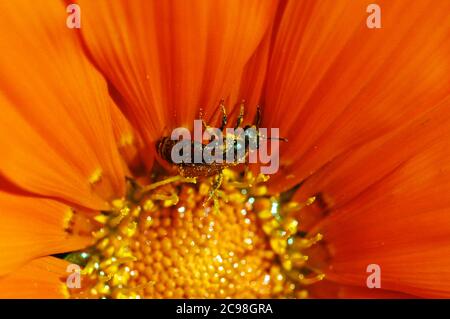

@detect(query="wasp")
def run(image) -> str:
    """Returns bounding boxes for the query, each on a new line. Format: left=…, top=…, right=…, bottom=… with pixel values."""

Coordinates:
left=156, top=101, right=286, bottom=204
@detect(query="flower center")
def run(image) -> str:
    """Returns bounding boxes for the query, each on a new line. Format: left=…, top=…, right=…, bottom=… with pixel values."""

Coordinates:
left=67, top=169, right=324, bottom=298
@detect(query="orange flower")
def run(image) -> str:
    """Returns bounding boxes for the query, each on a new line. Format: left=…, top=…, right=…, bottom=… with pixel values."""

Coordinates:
left=0, top=0, right=449, bottom=298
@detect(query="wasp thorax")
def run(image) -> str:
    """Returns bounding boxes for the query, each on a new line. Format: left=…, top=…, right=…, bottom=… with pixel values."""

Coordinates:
left=157, top=103, right=286, bottom=176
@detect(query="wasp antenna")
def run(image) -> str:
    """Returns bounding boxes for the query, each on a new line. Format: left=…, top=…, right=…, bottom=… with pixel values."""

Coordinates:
left=235, top=102, right=245, bottom=128
left=261, top=136, right=288, bottom=142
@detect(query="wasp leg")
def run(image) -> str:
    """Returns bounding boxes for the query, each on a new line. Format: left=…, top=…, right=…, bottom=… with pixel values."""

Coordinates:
left=202, top=120, right=208, bottom=131
left=254, top=105, right=262, bottom=128
left=203, top=171, right=224, bottom=211
left=199, top=109, right=209, bottom=131
left=235, top=101, right=245, bottom=128
left=219, top=99, right=227, bottom=131
left=132, top=175, right=197, bottom=202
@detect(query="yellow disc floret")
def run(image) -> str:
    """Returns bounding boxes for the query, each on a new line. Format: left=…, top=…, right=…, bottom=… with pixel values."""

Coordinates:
left=68, top=169, right=323, bottom=298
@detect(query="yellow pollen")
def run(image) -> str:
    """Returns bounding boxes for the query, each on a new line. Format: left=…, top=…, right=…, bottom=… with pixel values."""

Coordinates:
left=67, top=169, right=324, bottom=299
left=119, top=133, right=134, bottom=147
left=88, top=168, right=103, bottom=185
left=63, top=208, right=74, bottom=230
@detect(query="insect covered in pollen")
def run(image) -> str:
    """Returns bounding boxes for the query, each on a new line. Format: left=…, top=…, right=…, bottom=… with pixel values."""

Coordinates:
left=156, top=100, right=287, bottom=205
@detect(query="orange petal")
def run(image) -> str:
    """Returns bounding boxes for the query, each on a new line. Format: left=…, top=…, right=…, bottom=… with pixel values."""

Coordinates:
left=78, top=0, right=277, bottom=145
left=0, top=0, right=126, bottom=209
left=0, top=95, right=106, bottom=210
left=265, top=0, right=450, bottom=192
left=309, top=280, right=415, bottom=299
left=293, top=96, right=450, bottom=209
left=109, top=102, right=153, bottom=175
left=335, top=286, right=415, bottom=299
left=0, top=191, right=91, bottom=276
left=226, top=24, right=274, bottom=127
left=314, top=135, right=450, bottom=297
left=0, top=257, right=70, bottom=299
